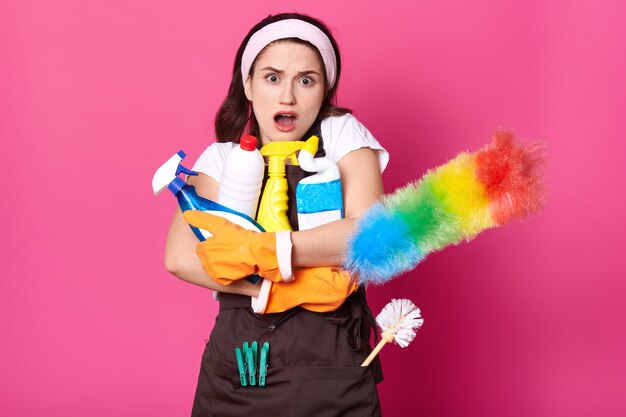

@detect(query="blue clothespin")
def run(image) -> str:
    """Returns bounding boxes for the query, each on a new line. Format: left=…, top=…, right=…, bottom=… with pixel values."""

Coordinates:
left=235, top=347, right=247, bottom=387
left=259, top=342, right=270, bottom=387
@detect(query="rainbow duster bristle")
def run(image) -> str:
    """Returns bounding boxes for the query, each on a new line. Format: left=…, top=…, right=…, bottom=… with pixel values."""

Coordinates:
left=475, top=131, right=546, bottom=224
left=344, top=131, right=546, bottom=285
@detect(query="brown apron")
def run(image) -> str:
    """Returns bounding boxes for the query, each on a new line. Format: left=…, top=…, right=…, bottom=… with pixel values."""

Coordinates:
left=191, top=128, right=384, bottom=417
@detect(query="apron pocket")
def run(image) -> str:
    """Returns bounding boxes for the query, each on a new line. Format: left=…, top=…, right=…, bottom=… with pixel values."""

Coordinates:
left=287, top=365, right=375, bottom=417
left=202, top=361, right=375, bottom=417
left=203, top=360, right=293, bottom=417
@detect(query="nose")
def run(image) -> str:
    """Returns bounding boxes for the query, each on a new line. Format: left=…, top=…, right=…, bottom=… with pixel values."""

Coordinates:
left=279, top=81, right=296, bottom=105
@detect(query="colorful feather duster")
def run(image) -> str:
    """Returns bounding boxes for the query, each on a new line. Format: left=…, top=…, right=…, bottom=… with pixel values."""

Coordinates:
left=345, top=131, right=546, bottom=285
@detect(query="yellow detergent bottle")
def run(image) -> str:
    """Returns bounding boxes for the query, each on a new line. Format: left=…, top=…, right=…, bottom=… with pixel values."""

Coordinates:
left=257, top=141, right=305, bottom=232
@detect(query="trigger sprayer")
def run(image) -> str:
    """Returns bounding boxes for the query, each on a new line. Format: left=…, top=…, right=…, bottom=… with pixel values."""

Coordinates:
left=256, top=141, right=305, bottom=232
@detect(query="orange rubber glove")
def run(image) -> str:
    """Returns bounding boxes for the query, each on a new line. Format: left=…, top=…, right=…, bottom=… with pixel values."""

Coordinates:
left=183, top=210, right=293, bottom=286
left=252, top=268, right=359, bottom=314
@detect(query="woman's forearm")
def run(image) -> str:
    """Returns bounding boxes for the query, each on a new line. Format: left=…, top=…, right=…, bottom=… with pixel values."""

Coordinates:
left=290, top=217, right=357, bottom=268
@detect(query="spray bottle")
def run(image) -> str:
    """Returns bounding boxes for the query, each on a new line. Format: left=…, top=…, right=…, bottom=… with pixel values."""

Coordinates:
left=256, top=141, right=305, bottom=232
left=152, top=150, right=265, bottom=284
left=296, top=136, right=344, bottom=230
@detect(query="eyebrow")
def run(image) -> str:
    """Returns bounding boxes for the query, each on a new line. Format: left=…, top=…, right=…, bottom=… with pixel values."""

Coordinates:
left=259, top=66, right=321, bottom=76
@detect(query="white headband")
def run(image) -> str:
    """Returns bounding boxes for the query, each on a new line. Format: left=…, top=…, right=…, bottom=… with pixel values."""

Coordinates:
left=241, top=19, right=337, bottom=89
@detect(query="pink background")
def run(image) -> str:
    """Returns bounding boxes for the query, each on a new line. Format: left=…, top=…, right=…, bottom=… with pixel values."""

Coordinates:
left=2, top=0, right=625, bottom=415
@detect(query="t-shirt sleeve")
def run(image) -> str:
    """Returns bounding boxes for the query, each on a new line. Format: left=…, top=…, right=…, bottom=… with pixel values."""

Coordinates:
left=190, top=142, right=235, bottom=182
left=321, top=114, right=390, bottom=173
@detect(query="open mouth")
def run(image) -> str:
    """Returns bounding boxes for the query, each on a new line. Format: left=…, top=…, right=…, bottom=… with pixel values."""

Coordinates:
left=274, top=112, right=298, bottom=132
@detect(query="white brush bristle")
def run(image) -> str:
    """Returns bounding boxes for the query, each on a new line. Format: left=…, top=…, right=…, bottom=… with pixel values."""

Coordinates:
left=376, top=299, right=424, bottom=348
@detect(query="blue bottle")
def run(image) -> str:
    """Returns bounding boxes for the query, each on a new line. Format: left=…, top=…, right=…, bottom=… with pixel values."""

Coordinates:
left=153, top=150, right=264, bottom=284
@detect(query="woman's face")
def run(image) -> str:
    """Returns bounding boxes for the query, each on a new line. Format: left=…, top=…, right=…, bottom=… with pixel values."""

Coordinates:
left=245, top=41, right=325, bottom=145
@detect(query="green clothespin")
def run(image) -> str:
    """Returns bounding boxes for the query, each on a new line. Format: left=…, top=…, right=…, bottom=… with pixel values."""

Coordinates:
left=251, top=341, right=258, bottom=367
left=235, top=347, right=247, bottom=387
left=246, top=344, right=256, bottom=386
left=237, top=341, right=269, bottom=387
left=259, top=342, right=270, bottom=387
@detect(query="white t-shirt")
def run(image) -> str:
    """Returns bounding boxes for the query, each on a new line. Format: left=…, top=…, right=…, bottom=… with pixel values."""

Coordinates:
left=191, top=114, right=389, bottom=180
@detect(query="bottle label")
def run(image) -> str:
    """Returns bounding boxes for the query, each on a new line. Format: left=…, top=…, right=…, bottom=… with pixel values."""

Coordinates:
left=296, top=179, right=344, bottom=213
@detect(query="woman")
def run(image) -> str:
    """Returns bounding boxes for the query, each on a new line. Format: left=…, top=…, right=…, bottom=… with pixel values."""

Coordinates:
left=165, top=12, right=388, bottom=416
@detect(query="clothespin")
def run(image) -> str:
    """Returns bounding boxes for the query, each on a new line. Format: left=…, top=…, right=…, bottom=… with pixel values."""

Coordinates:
left=235, top=347, right=247, bottom=387
left=259, top=342, right=270, bottom=386
left=246, top=341, right=257, bottom=386
left=236, top=341, right=270, bottom=387
left=251, top=341, right=258, bottom=367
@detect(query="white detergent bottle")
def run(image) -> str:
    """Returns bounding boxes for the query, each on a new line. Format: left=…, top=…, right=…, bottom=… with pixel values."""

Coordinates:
left=296, top=136, right=344, bottom=230
left=218, top=135, right=265, bottom=219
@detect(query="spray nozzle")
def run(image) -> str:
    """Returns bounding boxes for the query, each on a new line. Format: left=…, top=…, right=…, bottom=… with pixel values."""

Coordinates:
left=152, top=150, right=197, bottom=196
left=172, top=151, right=198, bottom=177
left=300, top=135, right=319, bottom=156
left=298, top=135, right=340, bottom=180
left=260, top=140, right=307, bottom=175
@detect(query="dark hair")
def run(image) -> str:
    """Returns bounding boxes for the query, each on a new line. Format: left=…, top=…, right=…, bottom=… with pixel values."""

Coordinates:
left=214, top=13, right=351, bottom=143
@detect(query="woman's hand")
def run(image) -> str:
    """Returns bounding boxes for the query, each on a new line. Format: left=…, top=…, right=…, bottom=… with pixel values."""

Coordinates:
left=183, top=210, right=293, bottom=285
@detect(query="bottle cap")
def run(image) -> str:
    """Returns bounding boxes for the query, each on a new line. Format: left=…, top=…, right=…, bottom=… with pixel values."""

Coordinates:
left=240, top=135, right=258, bottom=151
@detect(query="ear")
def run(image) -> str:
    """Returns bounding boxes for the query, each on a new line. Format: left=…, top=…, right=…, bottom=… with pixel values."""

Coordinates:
left=244, top=77, right=252, bottom=101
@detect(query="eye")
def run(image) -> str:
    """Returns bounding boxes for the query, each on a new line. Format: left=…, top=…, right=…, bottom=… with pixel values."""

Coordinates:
left=300, top=76, right=315, bottom=86
left=266, top=74, right=280, bottom=83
